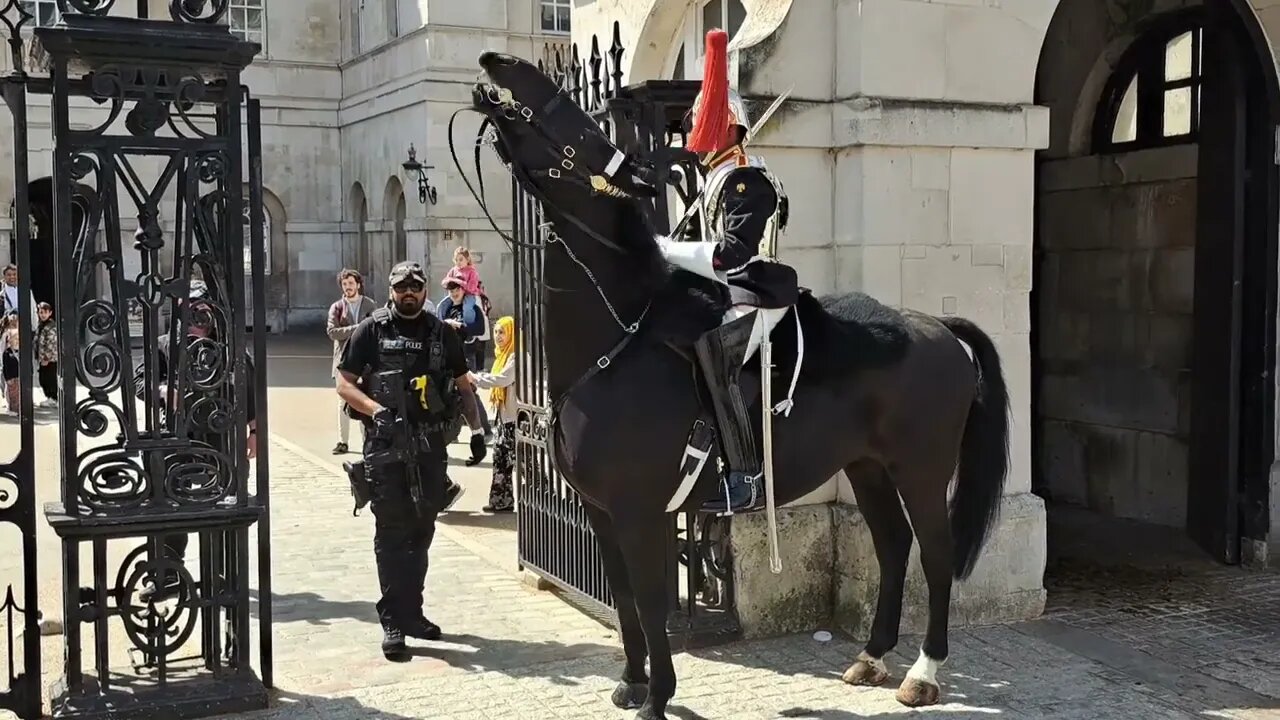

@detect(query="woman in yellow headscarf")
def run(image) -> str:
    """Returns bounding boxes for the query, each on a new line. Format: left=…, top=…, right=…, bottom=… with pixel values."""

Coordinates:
left=468, top=315, right=518, bottom=512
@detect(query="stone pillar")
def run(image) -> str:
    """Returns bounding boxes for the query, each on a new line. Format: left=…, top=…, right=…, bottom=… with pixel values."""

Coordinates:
left=718, top=0, right=1054, bottom=638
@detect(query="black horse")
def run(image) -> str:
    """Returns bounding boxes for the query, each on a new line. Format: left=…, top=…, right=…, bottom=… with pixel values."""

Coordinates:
left=468, top=52, right=1011, bottom=719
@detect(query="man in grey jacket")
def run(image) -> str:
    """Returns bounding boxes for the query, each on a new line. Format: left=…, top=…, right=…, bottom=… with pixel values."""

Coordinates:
left=327, top=269, right=377, bottom=454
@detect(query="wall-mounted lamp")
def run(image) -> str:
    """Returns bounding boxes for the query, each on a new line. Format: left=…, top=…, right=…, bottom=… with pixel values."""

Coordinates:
left=402, top=144, right=438, bottom=206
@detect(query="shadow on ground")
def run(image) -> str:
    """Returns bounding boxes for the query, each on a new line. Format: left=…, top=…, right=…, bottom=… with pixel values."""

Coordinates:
left=437, top=511, right=517, bottom=531
left=407, top=631, right=620, bottom=678
left=213, top=690, right=423, bottom=719
left=249, top=589, right=379, bottom=626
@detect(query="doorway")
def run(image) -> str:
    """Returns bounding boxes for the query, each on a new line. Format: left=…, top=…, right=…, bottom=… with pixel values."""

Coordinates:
left=1033, top=0, right=1279, bottom=575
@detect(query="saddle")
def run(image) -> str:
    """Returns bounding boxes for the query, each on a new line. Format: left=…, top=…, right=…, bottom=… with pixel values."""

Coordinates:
left=662, top=289, right=809, bottom=515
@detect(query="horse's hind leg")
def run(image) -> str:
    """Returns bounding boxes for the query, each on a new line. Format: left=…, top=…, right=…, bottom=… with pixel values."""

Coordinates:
left=615, top=516, right=677, bottom=720
left=840, top=460, right=913, bottom=688
left=894, top=468, right=957, bottom=707
left=582, top=504, right=650, bottom=710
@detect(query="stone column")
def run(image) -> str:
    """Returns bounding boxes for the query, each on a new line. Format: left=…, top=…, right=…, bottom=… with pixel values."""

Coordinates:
left=719, top=0, right=1054, bottom=638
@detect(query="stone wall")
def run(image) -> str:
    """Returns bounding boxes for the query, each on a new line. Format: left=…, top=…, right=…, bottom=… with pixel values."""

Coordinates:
left=1036, top=147, right=1198, bottom=528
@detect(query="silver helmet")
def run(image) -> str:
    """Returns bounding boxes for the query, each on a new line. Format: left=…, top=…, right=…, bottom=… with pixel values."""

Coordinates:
left=690, top=87, right=751, bottom=133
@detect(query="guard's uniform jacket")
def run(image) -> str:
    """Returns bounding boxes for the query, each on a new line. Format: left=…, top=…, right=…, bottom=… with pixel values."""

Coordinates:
left=698, top=153, right=797, bottom=310
left=662, top=153, right=798, bottom=312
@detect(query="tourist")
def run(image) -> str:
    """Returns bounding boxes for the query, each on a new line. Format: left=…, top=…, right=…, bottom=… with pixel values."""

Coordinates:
left=35, top=302, right=57, bottom=408
left=469, top=315, right=518, bottom=512
left=327, top=269, right=376, bottom=455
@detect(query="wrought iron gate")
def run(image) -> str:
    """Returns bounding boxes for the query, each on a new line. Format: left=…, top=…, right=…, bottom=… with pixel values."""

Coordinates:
left=513, top=24, right=739, bottom=645
left=1, top=2, right=273, bottom=718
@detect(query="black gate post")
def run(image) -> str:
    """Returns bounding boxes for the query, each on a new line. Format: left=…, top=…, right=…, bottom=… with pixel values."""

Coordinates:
left=0, top=3, right=43, bottom=717
left=0, top=1, right=275, bottom=718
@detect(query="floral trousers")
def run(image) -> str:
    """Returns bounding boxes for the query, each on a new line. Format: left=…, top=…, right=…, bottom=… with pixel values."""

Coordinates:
left=488, top=421, right=515, bottom=511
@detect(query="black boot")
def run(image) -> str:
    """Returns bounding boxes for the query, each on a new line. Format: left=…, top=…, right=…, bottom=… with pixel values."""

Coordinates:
left=694, top=314, right=766, bottom=515
left=405, top=616, right=442, bottom=641
left=382, top=625, right=409, bottom=661
left=441, top=479, right=464, bottom=512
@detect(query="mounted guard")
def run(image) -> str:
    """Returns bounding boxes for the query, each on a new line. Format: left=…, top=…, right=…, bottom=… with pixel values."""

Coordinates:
left=656, top=28, right=801, bottom=515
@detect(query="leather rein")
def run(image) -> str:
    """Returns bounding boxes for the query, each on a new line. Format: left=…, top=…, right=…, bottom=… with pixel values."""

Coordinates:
left=449, top=82, right=658, bottom=470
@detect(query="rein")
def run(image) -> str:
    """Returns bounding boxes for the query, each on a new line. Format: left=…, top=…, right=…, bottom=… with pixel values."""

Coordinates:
left=452, top=82, right=670, bottom=475
left=447, top=92, right=653, bottom=340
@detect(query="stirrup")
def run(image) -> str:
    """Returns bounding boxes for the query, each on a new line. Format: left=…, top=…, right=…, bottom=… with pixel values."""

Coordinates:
left=701, top=472, right=763, bottom=516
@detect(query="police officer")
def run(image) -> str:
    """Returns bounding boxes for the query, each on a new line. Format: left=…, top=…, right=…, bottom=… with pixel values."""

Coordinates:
left=335, top=261, right=487, bottom=661
left=135, top=278, right=259, bottom=601
left=656, top=28, right=798, bottom=515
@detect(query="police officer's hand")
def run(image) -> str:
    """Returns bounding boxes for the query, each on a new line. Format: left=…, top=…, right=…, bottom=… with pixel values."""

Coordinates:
left=466, top=432, right=487, bottom=466
left=372, top=406, right=397, bottom=429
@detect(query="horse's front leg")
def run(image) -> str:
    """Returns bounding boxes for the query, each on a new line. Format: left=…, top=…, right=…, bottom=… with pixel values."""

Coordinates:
left=582, top=505, right=650, bottom=709
left=616, top=516, right=677, bottom=720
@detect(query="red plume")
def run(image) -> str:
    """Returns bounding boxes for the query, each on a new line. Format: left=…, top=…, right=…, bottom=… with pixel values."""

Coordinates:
left=686, top=29, right=732, bottom=154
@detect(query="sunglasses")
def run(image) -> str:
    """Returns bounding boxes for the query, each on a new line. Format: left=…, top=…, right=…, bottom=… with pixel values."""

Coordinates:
left=392, top=281, right=426, bottom=293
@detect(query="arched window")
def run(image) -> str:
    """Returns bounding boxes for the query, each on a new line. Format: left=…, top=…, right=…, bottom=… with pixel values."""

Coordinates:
left=1095, top=13, right=1203, bottom=152
left=242, top=202, right=271, bottom=275
left=670, top=0, right=748, bottom=81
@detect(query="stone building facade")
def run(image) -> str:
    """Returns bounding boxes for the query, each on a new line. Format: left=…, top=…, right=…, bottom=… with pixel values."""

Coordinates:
left=570, top=0, right=1280, bottom=637
left=0, top=0, right=574, bottom=330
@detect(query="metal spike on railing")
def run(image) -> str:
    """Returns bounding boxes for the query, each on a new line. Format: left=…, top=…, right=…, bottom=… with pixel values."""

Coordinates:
left=589, top=36, right=603, bottom=111
left=553, top=49, right=566, bottom=90
left=608, top=21, right=625, bottom=98
left=569, top=44, right=583, bottom=107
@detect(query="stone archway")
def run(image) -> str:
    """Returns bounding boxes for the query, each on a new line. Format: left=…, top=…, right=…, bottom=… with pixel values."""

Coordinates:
left=349, top=182, right=368, bottom=277
left=1033, top=0, right=1280, bottom=566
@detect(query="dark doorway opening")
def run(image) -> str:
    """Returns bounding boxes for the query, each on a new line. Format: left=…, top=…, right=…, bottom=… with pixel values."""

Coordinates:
left=1033, top=0, right=1279, bottom=586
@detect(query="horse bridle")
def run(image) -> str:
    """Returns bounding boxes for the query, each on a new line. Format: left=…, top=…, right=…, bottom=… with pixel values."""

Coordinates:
left=450, top=82, right=657, bottom=340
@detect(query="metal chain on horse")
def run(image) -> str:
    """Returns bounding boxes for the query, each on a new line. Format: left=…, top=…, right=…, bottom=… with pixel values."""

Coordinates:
left=541, top=224, right=650, bottom=337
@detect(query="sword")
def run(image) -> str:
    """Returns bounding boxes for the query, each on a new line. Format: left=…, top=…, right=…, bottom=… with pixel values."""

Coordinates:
left=667, top=85, right=795, bottom=241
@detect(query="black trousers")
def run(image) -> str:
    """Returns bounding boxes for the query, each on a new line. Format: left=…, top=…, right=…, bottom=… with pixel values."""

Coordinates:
left=366, top=431, right=447, bottom=629
left=38, top=363, right=57, bottom=400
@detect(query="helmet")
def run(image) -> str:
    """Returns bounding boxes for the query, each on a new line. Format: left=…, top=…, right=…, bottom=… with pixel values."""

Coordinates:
left=686, top=29, right=747, bottom=153
left=691, top=87, right=750, bottom=133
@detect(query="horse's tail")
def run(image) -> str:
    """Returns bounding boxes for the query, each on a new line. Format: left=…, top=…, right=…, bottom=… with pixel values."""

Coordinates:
left=938, top=316, right=1010, bottom=581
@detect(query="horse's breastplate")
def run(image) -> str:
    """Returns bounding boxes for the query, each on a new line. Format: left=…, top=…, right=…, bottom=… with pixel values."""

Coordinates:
left=700, top=155, right=787, bottom=262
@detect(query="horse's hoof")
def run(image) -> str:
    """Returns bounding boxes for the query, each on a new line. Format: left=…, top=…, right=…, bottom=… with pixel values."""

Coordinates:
left=611, top=681, right=649, bottom=709
left=895, top=677, right=941, bottom=707
left=841, top=659, right=888, bottom=686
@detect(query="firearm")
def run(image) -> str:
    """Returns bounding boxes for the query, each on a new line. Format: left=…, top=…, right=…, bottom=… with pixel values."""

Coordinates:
left=363, top=369, right=431, bottom=511
left=343, top=460, right=372, bottom=516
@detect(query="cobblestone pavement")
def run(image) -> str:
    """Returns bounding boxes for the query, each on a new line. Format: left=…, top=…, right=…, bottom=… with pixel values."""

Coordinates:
left=6, top=338, right=1280, bottom=720
left=212, top=434, right=1279, bottom=720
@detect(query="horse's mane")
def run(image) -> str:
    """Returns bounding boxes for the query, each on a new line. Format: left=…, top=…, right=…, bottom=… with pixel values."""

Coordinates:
left=610, top=200, right=729, bottom=340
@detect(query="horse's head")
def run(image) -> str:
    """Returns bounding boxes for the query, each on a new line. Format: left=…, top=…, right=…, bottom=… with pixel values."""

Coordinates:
left=473, top=51, right=663, bottom=208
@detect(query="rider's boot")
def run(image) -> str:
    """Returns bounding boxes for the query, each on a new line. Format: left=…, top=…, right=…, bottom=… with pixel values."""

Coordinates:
left=694, top=313, right=765, bottom=515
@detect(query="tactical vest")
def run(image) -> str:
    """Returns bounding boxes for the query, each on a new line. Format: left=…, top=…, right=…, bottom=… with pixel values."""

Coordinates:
left=367, top=307, right=460, bottom=436
left=699, top=154, right=789, bottom=263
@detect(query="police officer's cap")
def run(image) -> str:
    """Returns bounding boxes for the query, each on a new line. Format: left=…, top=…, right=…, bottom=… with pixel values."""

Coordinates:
left=388, top=261, right=427, bottom=286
